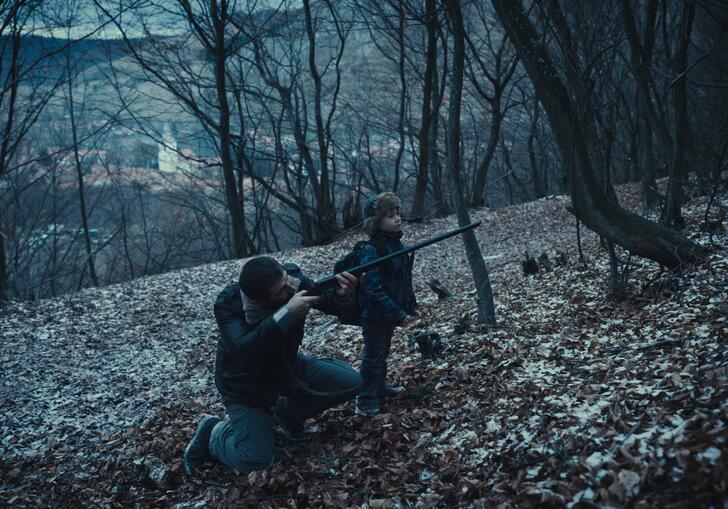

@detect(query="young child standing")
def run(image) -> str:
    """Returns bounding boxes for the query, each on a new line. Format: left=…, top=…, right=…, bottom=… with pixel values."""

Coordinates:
left=356, top=192, right=417, bottom=416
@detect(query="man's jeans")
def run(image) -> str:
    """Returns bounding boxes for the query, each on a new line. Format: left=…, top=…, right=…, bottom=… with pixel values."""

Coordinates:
left=208, top=354, right=361, bottom=473
left=357, top=319, right=397, bottom=405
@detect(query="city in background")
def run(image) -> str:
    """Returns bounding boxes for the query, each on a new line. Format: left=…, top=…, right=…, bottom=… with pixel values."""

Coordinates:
left=1, top=0, right=725, bottom=301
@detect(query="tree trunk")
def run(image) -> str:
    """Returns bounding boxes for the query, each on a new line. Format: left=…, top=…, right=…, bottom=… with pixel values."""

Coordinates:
left=0, top=28, right=21, bottom=302
left=120, top=196, right=134, bottom=279
left=490, top=0, right=701, bottom=269
left=0, top=232, right=6, bottom=303
left=211, top=0, right=247, bottom=259
left=430, top=115, right=449, bottom=216
left=303, top=0, right=338, bottom=242
left=621, top=0, right=662, bottom=209
left=465, top=18, right=518, bottom=207
left=392, top=1, right=406, bottom=193
left=443, top=0, right=496, bottom=325
left=621, top=0, right=673, bottom=153
left=67, top=54, right=99, bottom=287
left=430, top=35, right=450, bottom=217
left=638, top=92, right=662, bottom=209
left=603, top=105, right=621, bottom=293
left=470, top=110, right=501, bottom=207
left=528, top=102, right=545, bottom=198
left=50, top=168, right=60, bottom=296
left=410, top=0, right=437, bottom=218
left=662, top=1, right=696, bottom=228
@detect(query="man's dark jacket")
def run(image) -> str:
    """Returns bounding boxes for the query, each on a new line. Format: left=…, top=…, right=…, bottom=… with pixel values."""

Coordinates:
left=213, top=263, right=352, bottom=410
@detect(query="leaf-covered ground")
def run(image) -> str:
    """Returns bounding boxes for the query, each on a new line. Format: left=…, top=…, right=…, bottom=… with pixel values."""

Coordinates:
left=1, top=182, right=726, bottom=508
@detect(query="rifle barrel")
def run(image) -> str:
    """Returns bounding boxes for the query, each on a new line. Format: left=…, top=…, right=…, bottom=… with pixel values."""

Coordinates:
left=310, top=220, right=481, bottom=294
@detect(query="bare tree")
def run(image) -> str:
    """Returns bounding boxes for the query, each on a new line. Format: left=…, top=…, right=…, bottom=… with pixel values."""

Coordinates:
left=489, top=0, right=702, bottom=269
left=464, top=2, right=520, bottom=207
left=96, top=0, right=249, bottom=259
left=662, top=1, right=696, bottom=227
left=234, top=0, right=349, bottom=244
left=621, top=0, right=664, bottom=209
left=621, top=0, right=673, bottom=150
left=526, top=97, right=547, bottom=198
left=0, top=1, right=68, bottom=300
left=410, top=0, right=438, bottom=218
left=301, top=0, right=345, bottom=238
left=62, top=24, right=99, bottom=287
left=443, top=0, right=496, bottom=325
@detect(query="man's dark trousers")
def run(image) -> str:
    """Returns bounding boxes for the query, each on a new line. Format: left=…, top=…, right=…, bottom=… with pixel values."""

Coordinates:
left=209, top=354, right=361, bottom=473
left=357, top=319, right=397, bottom=405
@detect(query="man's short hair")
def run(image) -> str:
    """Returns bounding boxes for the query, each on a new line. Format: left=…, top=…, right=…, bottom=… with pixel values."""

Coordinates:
left=239, top=256, right=284, bottom=300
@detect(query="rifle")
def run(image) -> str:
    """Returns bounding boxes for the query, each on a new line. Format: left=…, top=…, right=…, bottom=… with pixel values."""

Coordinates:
left=308, top=221, right=482, bottom=296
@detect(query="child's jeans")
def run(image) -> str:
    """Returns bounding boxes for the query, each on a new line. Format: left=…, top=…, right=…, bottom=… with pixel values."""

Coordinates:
left=357, top=319, right=397, bottom=405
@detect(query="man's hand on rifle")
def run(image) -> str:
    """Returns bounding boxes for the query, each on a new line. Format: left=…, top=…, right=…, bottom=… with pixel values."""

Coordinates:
left=286, top=290, right=322, bottom=319
left=335, top=271, right=358, bottom=297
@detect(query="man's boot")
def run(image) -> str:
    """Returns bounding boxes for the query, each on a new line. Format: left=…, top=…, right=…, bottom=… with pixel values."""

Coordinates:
left=183, top=415, right=222, bottom=476
left=273, top=400, right=312, bottom=443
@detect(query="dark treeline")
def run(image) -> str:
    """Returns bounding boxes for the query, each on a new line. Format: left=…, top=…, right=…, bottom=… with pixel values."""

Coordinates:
left=0, top=0, right=726, bottom=302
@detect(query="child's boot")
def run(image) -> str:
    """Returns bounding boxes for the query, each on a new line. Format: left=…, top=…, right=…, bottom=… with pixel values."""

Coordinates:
left=380, top=385, right=405, bottom=399
left=355, top=397, right=380, bottom=416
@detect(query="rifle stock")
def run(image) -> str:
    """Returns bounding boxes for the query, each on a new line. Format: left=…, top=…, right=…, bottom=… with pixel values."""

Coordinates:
left=309, top=221, right=481, bottom=296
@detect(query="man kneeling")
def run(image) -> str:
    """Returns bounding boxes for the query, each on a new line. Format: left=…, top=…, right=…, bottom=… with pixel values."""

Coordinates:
left=184, top=256, right=362, bottom=475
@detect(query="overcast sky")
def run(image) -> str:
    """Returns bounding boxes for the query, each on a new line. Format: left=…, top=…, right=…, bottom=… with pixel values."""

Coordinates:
left=29, top=0, right=296, bottom=40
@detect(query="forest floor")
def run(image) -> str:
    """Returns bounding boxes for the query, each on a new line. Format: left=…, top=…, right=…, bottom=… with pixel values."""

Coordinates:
left=1, top=180, right=726, bottom=508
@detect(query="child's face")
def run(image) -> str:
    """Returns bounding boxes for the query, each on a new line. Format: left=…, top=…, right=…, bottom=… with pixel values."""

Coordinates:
left=378, top=208, right=402, bottom=233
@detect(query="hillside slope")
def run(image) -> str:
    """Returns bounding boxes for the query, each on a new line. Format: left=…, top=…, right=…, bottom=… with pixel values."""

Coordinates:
left=1, top=183, right=726, bottom=507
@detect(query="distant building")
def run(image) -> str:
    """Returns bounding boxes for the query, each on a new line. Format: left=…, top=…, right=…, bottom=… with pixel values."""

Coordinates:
left=158, top=123, right=188, bottom=173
